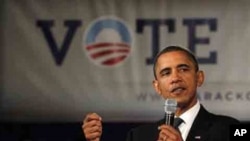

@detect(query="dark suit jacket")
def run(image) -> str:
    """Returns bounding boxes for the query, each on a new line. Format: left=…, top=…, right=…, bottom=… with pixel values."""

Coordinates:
left=126, top=105, right=239, bottom=141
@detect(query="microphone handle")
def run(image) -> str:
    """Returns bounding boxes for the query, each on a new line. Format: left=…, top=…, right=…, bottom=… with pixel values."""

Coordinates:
left=166, top=113, right=175, bottom=126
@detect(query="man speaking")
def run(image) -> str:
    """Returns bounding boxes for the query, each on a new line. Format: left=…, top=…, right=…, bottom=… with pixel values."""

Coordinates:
left=82, top=46, right=239, bottom=141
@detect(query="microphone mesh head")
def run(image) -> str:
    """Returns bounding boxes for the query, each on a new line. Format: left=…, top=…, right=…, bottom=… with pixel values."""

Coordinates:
left=164, top=99, right=177, bottom=114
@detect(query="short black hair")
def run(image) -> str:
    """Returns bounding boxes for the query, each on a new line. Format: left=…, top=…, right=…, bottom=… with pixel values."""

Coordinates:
left=153, top=46, right=199, bottom=79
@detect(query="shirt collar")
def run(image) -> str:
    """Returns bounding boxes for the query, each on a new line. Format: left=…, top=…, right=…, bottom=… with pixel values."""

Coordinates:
left=179, top=100, right=200, bottom=125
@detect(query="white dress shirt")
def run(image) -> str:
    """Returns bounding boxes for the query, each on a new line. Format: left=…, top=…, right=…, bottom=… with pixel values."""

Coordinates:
left=178, top=101, right=200, bottom=141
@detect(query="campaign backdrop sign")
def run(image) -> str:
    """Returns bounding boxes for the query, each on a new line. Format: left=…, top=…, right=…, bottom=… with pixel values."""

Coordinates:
left=1, top=0, right=250, bottom=122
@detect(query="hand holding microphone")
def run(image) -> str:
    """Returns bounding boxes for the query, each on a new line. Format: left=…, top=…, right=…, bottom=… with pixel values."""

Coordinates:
left=158, top=99, right=183, bottom=141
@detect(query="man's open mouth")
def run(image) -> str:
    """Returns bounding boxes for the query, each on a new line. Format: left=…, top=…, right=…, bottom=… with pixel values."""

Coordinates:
left=171, top=87, right=186, bottom=93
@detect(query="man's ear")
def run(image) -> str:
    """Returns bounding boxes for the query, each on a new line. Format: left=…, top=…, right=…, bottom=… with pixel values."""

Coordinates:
left=197, top=70, right=205, bottom=87
left=152, top=79, right=162, bottom=96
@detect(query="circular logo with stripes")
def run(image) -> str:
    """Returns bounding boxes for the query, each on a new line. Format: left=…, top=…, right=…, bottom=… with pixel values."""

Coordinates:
left=83, top=17, right=132, bottom=67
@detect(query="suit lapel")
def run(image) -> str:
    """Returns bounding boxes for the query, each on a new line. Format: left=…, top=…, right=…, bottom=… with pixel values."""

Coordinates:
left=186, top=105, right=213, bottom=141
left=158, top=105, right=215, bottom=141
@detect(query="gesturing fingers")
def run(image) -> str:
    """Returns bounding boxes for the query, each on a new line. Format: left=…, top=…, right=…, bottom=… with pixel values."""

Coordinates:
left=82, top=113, right=103, bottom=140
left=84, top=113, right=102, bottom=123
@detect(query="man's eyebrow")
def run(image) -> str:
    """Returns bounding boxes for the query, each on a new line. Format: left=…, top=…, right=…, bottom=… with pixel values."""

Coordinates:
left=159, top=67, right=170, bottom=74
left=177, top=64, right=190, bottom=68
left=158, top=64, right=191, bottom=75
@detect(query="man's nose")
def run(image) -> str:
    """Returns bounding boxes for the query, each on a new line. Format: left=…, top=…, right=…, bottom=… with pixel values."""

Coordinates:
left=170, top=71, right=181, bottom=83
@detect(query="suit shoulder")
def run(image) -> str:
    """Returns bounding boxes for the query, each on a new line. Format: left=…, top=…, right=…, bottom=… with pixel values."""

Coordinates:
left=200, top=105, right=240, bottom=124
left=209, top=113, right=240, bottom=124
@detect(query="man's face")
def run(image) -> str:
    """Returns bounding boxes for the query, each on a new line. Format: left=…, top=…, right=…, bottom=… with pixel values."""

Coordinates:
left=153, top=51, right=204, bottom=109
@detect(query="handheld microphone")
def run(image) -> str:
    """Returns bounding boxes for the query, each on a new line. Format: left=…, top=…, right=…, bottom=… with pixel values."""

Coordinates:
left=164, top=99, right=177, bottom=126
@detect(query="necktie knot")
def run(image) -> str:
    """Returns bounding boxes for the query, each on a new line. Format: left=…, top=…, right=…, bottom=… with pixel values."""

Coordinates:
left=173, top=117, right=183, bottom=129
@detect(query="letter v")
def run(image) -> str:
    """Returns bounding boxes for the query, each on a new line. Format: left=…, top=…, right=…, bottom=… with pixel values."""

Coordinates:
left=36, top=20, right=82, bottom=65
